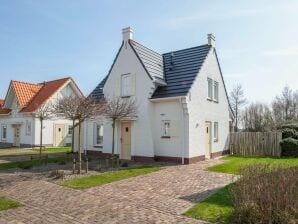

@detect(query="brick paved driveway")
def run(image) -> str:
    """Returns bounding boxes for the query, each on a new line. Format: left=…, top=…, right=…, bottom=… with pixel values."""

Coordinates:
left=0, top=159, right=233, bottom=224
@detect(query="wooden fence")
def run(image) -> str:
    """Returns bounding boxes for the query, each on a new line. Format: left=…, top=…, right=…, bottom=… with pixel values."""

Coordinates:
left=229, top=132, right=282, bottom=157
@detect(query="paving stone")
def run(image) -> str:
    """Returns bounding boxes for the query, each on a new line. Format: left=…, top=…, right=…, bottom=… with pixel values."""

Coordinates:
left=0, top=159, right=233, bottom=223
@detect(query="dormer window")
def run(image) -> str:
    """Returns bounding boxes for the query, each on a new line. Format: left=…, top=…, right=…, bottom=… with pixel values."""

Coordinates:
left=121, top=74, right=131, bottom=97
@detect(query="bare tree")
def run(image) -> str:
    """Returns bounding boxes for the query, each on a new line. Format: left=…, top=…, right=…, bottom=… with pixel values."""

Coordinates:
left=230, top=84, right=247, bottom=132
left=53, top=95, right=104, bottom=174
left=102, top=97, right=138, bottom=158
left=34, top=103, right=53, bottom=155
left=242, top=103, right=275, bottom=132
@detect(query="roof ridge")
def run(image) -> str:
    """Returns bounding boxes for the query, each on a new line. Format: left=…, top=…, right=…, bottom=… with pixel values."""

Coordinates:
left=163, top=44, right=210, bottom=55
left=37, top=76, right=71, bottom=85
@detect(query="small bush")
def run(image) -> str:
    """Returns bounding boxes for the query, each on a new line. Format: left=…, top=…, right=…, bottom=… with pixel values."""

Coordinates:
left=230, top=165, right=297, bottom=224
left=281, top=123, right=298, bottom=132
left=121, top=162, right=129, bottom=167
left=282, top=128, right=298, bottom=139
left=280, top=138, right=298, bottom=157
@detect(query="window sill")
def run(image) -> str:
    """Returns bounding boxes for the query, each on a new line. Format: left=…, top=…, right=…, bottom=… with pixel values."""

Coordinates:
left=207, top=97, right=213, bottom=101
left=121, top=95, right=131, bottom=98
left=213, top=100, right=219, bottom=103
left=93, top=145, right=103, bottom=148
left=214, top=139, right=218, bottom=142
left=161, top=136, right=171, bottom=139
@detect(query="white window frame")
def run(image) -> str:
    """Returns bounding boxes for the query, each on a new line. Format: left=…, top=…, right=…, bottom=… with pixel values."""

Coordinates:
left=26, top=120, right=31, bottom=136
left=207, top=78, right=213, bottom=100
left=214, top=81, right=219, bottom=102
left=94, top=123, right=104, bottom=146
left=1, top=125, right=7, bottom=142
left=162, top=120, right=171, bottom=138
left=68, top=125, right=73, bottom=136
left=121, top=73, right=131, bottom=97
left=214, top=122, right=219, bottom=142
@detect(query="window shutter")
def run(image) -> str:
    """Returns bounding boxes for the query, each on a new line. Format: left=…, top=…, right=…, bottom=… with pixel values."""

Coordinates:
left=114, top=76, right=121, bottom=96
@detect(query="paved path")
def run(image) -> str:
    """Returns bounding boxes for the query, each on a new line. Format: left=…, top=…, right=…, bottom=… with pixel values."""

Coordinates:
left=0, top=159, right=233, bottom=224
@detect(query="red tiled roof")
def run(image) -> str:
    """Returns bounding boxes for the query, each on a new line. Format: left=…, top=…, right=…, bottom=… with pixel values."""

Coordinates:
left=0, top=99, right=11, bottom=115
left=11, top=81, right=43, bottom=106
left=21, top=77, right=71, bottom=112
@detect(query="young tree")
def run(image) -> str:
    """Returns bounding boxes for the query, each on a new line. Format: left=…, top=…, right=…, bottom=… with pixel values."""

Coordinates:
left=34, top=103, right=53, bottom=155
left=230, top=84, right=247, bottom=132
left=102, top=97, right=138, bottom=159
left=54, top=95, right=104, bottom=174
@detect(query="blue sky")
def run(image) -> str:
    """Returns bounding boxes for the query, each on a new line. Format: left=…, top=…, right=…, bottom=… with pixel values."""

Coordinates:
left=0, top=0, right=297, bottom=103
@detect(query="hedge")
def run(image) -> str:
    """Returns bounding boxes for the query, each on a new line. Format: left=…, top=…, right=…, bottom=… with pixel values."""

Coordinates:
left=280, top=123, right=298, bottom=132
left=282, top=128, right=298, bottom=139
left=280, top=138, right=298, bottom=157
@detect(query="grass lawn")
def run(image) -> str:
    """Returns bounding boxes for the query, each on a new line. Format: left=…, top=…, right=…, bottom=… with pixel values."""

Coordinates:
left=0, top=196, right=21, bottom=211
left=208, top=155, right=298, bottom=174
left=0, top=157, right=71, bottom=171
left=62, top=166, right=161, bottom=189
left=184, top=185, right=233, bottom=224
left=0, top=147, right=71, bottom=157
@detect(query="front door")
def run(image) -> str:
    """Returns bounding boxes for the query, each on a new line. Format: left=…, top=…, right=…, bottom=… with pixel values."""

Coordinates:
left=205, top=122, right=212, bottom=159
left=121, top=122, right=131, bottom=160
left=13, top=126, right=20, bottom=147
left=54, top=124, right=65, bottom=147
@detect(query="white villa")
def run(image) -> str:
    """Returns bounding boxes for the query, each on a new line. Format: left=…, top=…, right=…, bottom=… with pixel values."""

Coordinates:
left=0, top=77, right=83, bottom=148
left=80, top=27, right=234, bottom=164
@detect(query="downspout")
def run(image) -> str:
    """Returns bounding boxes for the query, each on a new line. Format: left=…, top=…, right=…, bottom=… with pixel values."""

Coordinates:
left=180, top=97, right=185, bottom=165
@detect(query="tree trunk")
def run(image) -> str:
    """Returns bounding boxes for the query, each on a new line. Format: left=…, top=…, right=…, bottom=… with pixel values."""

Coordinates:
left=71, top=119, right=75, bottom=153
left=40, top=118, right=43, bottom=155
left=78, top=121, right=82, bottom=174
left=111, top=119, right=116, bottom=157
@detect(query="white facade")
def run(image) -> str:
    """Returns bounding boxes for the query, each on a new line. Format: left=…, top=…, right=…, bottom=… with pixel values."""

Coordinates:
left=0, top=79, right=82, bottom=148
left=83, top=28, right=232, bottom=163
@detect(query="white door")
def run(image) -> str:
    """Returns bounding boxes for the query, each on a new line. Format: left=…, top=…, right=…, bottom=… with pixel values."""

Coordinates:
left=13, top=126, right=21, bottom=147
left=121, top=122, right=131, bottom=160
left=205, top=122, right=212, bottom=159
left=54, top=124, right=65, bottom=147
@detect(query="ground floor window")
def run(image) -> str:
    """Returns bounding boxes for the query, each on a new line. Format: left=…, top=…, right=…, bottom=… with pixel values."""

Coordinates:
left=214, top=122, right=219, bottom=142
left=26, top=121, right=31, bottom=136
left=1, top=125, right=7, bottom=141
left=94, top=124, right=103, bottom=146
left=162, top=120, right=171, bottom=138
left=68, top=125, right=73, bottom=135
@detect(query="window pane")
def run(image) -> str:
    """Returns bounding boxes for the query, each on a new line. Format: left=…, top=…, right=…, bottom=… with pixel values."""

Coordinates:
left=208, top=78, right=213, bottom=99
left=122, top=74, right=131, bottom=96
left=214, top=122, right=218, bottom=140
left=162, top=120, right=170, bottom=136
left=68, top=126, right=73, bottom=135
left=96, top=125, right=103, bottom=145
left=214, top=81, right=219, bottom=101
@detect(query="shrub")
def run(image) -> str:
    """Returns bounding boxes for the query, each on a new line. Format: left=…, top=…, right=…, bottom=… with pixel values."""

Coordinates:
left=230, top=165, right=297, bottom=224
left=281, top=123, right=298, bottom=132
left=280, top=138, right=298, bottom=157
left=282, top=128, right=298, bottom=139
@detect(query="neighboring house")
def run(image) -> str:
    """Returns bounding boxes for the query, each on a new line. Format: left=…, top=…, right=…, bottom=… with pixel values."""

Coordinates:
left=82, top=27, right=234, bottom=164
left=0, top=77, right=83, bottom=148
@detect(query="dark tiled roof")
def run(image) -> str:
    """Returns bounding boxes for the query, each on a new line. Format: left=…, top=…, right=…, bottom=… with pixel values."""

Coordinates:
left=91, top=41, right=211, bottom=100
left=129, top=40, right=164, bottom=80
left=89, top=75, right=108, bottom=100
left=151, top=45, right=211, bottom=98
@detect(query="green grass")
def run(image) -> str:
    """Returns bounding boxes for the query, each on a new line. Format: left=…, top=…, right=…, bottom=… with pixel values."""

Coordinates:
left=0, top=157, right=71, bottom=171
left=0, top=196, right=21, bottom=211
left=208, top=156, right=298, bottom=174
left=184, top=185, right=233, bottom=224
left=0, top=147, right=71, bottom=157
left=62, top=166, right=161, bottom=189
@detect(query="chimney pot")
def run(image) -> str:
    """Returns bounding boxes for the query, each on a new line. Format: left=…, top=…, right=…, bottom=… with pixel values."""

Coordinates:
left=122, top=27, right=133, bottom=42
left=207, top=33, right=216, bottom=47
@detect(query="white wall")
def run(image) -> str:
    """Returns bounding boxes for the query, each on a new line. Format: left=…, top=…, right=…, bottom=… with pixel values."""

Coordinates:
left=187, top=47, right=230, bottom=158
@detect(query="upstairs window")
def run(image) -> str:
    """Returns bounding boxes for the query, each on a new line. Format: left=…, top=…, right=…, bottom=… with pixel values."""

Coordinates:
left=214, top=122, right=219, bottom=142
left=1, top=125, right=7, bottom=141
left=162, top=120, right=170, bottom=138
left=94, top=124, right=103, bottom=146
left=214, top=81, right=219, bottom=102
left=207, top=78, right=213, bottom=99
left=121, top=74, right=131, bottom=97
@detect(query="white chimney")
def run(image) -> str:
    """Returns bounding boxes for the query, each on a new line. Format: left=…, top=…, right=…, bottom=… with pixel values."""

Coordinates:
left=207, top=33, right=215, bottom=47
left=122, top=27, right=133, bottom=42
